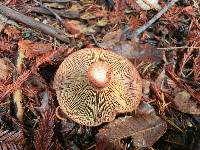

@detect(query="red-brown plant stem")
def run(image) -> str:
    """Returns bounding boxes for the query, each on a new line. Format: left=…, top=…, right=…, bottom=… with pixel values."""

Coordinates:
left=126, top=0, right=179, bottom=41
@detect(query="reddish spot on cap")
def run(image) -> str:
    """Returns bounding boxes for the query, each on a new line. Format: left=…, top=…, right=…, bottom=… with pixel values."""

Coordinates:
left=87, top=61, right=111, bottom=88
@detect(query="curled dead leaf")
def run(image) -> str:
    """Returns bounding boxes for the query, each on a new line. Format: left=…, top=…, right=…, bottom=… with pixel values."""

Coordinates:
left=99, top=29, right=122, bottom=49
left=113, top=41, right=162, bottom=62
left=100, top=30, right=162, bottom=62
left=96, top=114, right=167, bottom=149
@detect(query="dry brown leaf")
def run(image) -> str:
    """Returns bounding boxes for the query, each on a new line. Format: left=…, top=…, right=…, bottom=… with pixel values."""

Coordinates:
left=112, top=41, right=162, bottom=62
left=99, top=29, right=122, bottom=49
left=99, top=30, right=162, bottom=62
left=174, top=90, right=200, bottom=115
left=96, top=114, right=167, bottom=149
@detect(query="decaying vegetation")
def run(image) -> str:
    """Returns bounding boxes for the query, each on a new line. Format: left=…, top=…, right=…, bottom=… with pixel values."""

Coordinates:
left=0, top=0, right=199, bottom=149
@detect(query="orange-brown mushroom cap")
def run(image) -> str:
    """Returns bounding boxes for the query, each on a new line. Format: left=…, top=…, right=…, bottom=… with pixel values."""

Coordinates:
left=53, top=48, right=142, bottom=126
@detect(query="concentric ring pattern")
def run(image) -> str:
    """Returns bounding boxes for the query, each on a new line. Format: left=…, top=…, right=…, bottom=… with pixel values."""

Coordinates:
left=53, top=48, right=142, bottom=126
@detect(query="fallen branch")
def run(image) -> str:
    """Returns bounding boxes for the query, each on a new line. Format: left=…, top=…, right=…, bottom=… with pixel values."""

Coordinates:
left=125, top=0, right=179, bottom=41
left=0, top=4, right=69, bottom=43
left=33, top=0, right=65, bottom=27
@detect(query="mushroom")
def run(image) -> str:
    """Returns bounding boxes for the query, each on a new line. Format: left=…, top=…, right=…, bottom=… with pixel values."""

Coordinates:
left=53, top=48, right=142, bottom=126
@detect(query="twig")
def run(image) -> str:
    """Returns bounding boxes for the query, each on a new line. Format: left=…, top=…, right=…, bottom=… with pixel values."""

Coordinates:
left=0, top=5, right=69, bottom=43
left=126, top=0, right=179, bottom=41
left=29, top=7, right=79, bottom=19
left=33, top=0, right=65, bottom=27
left=91, top=34, right=101, bottom=47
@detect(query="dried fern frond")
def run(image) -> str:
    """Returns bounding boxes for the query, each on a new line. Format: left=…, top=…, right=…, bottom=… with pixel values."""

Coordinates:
left=34, top=109, right=55, bottom=150
left=0, top=130, right=24, bottom=150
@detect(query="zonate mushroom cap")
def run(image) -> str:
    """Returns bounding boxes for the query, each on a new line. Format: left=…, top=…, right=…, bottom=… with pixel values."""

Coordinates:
left=53, top=48, right=142, bottom=126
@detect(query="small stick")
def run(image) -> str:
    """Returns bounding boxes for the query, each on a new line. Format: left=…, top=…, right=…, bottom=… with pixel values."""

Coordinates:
left=91, top=34, right=101, bottom=47
left=0, top=5, right=69, bottom=43
left=33, top=0, right=65, bottom=27
left=126, top=0, right=179, bottom=41
left=29, top=7, right=79, bottom=19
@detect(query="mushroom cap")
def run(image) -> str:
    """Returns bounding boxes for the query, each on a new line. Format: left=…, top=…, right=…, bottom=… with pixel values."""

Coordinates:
left=53, top=48, right=142, bottom=126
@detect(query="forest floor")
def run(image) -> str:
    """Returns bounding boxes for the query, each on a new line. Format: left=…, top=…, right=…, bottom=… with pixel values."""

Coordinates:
left=0, top=0, right=200, bottom=150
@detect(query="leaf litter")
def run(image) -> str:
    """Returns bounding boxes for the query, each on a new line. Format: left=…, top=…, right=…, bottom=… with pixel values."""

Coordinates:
left=0, top=0, right=200, bottom=149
